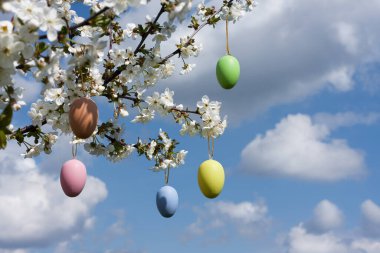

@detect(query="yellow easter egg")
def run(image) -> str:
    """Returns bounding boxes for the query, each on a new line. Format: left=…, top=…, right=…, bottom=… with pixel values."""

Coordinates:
left=198, top=159, right=225, bottom=199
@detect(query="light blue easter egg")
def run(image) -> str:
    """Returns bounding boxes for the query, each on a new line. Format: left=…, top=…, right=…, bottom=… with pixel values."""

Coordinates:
left=156, top=185, right=179, bottom=218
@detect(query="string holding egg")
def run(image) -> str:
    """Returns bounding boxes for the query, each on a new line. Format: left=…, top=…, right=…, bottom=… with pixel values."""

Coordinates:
left=216, top=15, right=241, bottom=90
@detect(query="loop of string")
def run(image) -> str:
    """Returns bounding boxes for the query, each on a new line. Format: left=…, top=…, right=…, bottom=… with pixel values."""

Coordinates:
left=113, top=102, right=118, bottom=119
left=72, top=143, right=78, bottom=158
left=207, top=135, right=215, bottom=160
left=164, top=166, right=170, bottom=185
left=225, top=15, right=230, bottom=55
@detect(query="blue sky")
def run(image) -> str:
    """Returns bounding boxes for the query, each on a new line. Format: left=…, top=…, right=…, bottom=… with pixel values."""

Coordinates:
left=2, top=0, right=380, bottom=253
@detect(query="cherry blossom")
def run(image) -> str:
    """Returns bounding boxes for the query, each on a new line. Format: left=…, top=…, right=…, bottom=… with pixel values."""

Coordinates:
left=0, top=0, right=256, bottom=169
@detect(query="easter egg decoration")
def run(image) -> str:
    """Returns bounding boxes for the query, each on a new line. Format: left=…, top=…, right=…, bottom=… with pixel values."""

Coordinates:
left=198, top=159, right=225, bottom=198
left=60, top=147, right=87, bottom=198
left=69, top=97, right=98, bottom=139
left=216, top=55, right=240, bottom=89
left=156, top=185, right=179, bottom=218
left=216, top=16, right=240, bottom=89
left=156, top=166, right=179, bottom=218
left=197, top=137, right=225, bottom=198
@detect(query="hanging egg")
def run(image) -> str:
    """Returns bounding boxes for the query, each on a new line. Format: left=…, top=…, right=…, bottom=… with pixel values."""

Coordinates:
left=69, top=97, right=98, bottom=139
left=198, top=159, right=225, bottom=198
left=156, top=185, right=179, bottom=218
left=216, top=55, right=240, bottom=89
left=60, top=159, right=87, bottom=197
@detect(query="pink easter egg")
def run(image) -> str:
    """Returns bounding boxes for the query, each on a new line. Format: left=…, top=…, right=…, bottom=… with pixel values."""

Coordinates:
left=60, top=159, right=87, bottom=197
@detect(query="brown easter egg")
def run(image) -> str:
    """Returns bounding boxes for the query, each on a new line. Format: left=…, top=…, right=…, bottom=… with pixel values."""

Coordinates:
left=69, top=97, right=98, bottom=139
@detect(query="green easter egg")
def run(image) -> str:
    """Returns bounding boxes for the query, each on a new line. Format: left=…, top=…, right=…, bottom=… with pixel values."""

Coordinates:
left=216, top=55, right=240, bottom=89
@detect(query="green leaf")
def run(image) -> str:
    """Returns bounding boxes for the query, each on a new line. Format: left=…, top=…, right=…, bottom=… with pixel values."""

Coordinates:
left=0, top=104, right=13, bottom=128
left=0, top=130, right=7, bottom=149
left=2, top=128, right=12, bottom=135
left=15, top=130, right=24, bottom=144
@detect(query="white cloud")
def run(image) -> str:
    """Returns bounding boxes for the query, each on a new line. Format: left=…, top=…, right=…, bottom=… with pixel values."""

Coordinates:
left=335, top=22, right=359, bottom=55
left=240, top=114, right=366, bottom=181
left=282, top=200, right=380, bottom=253
left=313, top=112, right=380, bottom=130
left=104, top=210, right=129, bottom=241
left=0, top=250, right=28, bottom=253
left=0, top=144, right=107, bottom=250
left=12, top=74, right=42, bottom=104
left=356, top=63, right=380, bottom=93
left=285, top=225, right=380, bottom=253
left=50, top=209, right=139, bottom=253
left=361, top=200, right=380, bottom=237
left=306, top=200, right=344, bottom=233
left=183, top=200, right=270, bottom=242
left=286, top=225, right=349, bottom=253
left=351, top=238, right=380, bottom=253
left=324, top=66, right=355, bottom=92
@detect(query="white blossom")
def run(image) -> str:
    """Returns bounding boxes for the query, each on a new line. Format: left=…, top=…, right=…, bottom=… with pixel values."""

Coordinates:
left=39, top=8, right=65, bottom=41
left=44, top=88, right=67, bottom=106
left=147, top=140, right=157, bottom=160
left=103, top=0, right=129, bottom=15
left=159, top=128, right=172, bottom=152
left=160, top=61, right=175, bottom=79
left=123, top=23, right=138, bottom=39
left=175, top=150, right=188, bottom=165
left=119, top=107, right=129, bottom=117
left=168, top=0, right=192, bottom=22
left=0, top=21, right=13, bottom=33
left=160, top=88, right=174, bottom=109
left=180, top=63, right=196, bottom=75
left=161, top=21, right=176, bottom=38
left=0, top=22, right=24, bottom=68
left=22, top=143, right=41, bottom=158
left=0, top=67, right=14, bottom=87
left=179, top=37, right=202, bottom=58
left=103, top=0, right=146, bottom=15
left=180, top=120, right=199, bottom=136
left=146, top=92, right=162, bottom=111
left=3, top=0, right=43, bottom=26
left=159, top=159, right=176, bottom=170
left=221, top=1, right=256, bottom=22
left=109, top=49, right=128, bottom=66
left=131, top=108, right=155, bottom=123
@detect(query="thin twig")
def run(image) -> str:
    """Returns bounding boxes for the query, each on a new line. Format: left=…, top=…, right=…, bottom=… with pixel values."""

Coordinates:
left=119, top=94, right=200, bottom=115
left=38, top=7, right=110, bottom=40
left=159, top=6, right=226, bottom=64
left=103, top=5, right=165, bottom=87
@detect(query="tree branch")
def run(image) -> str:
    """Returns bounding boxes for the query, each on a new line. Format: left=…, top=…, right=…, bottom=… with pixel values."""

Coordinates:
left=103, top=5, right=165, bottom=87
left=38, top=7, right=110, bottom=40
left=102, top=3, right=223, bottom=86
left=11, top=3, right=228, bottom=139
left=134, top=6, right=165, bottom=55
left=160, top=7, right=225, bottom=64
left=116, top=93, right=200, bottom=115
left=17, top=119, right=47, bottom=135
